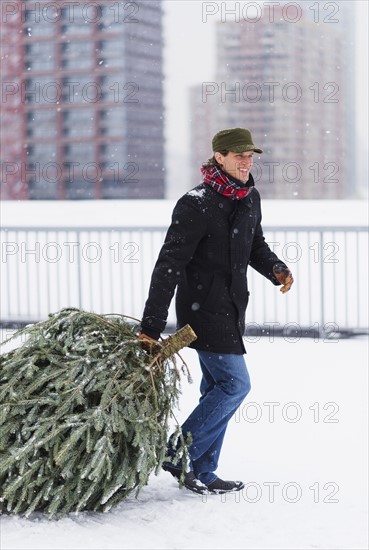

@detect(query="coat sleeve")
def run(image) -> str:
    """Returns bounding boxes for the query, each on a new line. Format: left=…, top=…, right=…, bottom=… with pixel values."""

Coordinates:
left=248, top=190, right=288, bottom=285
left=140, top=196, right=207, bottom=339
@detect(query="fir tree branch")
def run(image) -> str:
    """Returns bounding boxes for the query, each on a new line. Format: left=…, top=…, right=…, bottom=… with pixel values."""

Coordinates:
left=0, top=308, right=196, bottom=518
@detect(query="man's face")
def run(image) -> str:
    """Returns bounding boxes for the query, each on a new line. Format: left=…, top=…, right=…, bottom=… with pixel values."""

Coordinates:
left=215, top=151, right=254, bottom=183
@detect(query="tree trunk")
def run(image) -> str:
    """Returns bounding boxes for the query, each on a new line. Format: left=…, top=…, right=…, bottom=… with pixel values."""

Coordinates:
left=160, top=324, right=197, bottom=359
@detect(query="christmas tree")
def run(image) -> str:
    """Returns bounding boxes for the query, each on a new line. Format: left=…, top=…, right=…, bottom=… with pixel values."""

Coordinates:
left=0, top=308, right=196, bottom=518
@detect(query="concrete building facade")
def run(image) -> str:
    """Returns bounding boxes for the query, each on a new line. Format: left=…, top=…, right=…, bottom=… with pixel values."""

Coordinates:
left=1, top=0, right=165, bottom=199
left=190, top=4, right=348, bottom=199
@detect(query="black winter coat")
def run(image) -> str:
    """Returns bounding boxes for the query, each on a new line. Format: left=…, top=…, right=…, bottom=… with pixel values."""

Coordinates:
left=141, top=179, right=286, bottom=354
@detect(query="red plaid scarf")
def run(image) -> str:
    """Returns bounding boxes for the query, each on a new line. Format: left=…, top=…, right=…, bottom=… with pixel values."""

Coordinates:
left=201, top=165, right=253, bottom=200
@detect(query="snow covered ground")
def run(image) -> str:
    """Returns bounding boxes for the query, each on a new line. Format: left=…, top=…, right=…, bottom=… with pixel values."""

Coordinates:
left=1, top=335, right=368, bottom=550
left=1, top=199, right=368, bottom=548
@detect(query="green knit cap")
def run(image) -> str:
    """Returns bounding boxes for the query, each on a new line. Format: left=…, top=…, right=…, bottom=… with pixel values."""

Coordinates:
left=212, top=128, right=263, bottom=154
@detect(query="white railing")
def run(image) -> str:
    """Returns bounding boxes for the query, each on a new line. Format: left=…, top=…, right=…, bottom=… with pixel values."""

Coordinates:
left=1, top=226, right=368, bottom=337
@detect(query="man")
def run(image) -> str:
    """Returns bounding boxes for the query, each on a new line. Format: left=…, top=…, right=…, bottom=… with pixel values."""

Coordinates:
left=139, top=128, right=294, bottom=495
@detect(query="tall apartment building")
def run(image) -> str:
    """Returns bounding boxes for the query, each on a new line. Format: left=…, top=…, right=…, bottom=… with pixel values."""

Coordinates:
left=190, top=3, right=348, bottom=199
left=1, top=0, right=165, bottom=199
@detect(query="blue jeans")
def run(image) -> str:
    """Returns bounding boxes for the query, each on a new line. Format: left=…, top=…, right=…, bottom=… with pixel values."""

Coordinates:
left=168, top=350, right=251, bottom=485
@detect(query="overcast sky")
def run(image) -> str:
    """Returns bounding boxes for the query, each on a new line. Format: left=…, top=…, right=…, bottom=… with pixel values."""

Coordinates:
left=163, top=0, right=368, bottom=197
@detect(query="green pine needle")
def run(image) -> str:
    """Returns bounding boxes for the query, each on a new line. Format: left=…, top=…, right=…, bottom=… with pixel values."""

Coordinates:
left=0, top=308, right=189, bottom=518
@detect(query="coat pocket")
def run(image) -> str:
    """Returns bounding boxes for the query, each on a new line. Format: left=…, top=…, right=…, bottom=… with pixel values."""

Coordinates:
left=202, top=273, right=225, bottom=312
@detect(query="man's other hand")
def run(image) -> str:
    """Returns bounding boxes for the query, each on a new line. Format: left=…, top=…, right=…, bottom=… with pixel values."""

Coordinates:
left=273, top=264, right=294, bottom=294
left=137, top=332, right=162, bottom=353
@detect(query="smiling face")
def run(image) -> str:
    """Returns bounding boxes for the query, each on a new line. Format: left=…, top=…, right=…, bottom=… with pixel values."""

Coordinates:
left=214, top=151, right=254, bottom=183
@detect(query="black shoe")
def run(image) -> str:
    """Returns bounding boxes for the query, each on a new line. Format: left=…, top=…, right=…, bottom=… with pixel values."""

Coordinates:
left=206, top=477, right=245, bottom=494
left=162, top=462, right=209, bottom=495
left=162, top=461, right=182, bottom=480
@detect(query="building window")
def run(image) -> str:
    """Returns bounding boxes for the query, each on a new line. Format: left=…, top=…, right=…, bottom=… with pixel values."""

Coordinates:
left=64, top=142, right=95, bottom=163
left=99, top=108, right=125, bottom=137
left=23, top=18, right=54, bottom=37
left=61, top=41, right=94, bottom=69
left=100, top=142, right=125, bottom=161
left=24, top=41, right=55, bottom=71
